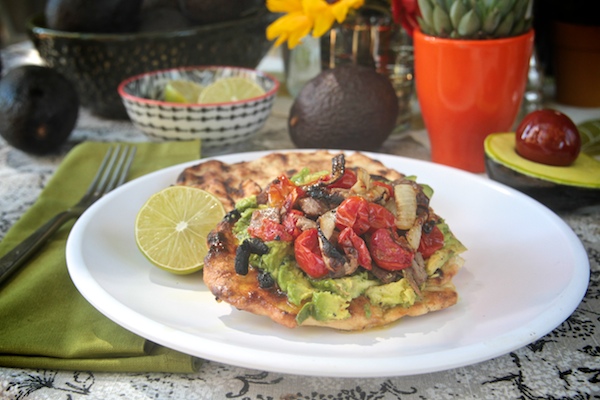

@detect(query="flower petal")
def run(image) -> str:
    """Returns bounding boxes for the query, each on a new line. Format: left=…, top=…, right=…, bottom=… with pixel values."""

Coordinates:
left=266, top=13, right=314, bottom=48
left=312, top=12, right=336, bottom=37
left=331, top=0, right=365, bottom=22
left=288, top=25, right=313, bottom=48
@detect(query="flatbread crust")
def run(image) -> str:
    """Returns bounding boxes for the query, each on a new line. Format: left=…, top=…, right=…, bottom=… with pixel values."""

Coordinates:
left=179, top=151, right=464, bottom=330
left=177, top=150, right=403, bottom=212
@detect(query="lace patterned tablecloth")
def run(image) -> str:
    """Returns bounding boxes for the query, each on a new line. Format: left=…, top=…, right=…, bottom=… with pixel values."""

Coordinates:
left=1, top=42, right=600, bottom=399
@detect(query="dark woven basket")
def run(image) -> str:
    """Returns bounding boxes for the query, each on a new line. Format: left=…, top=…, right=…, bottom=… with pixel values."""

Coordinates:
left=27, top=10, right=275, bottom=119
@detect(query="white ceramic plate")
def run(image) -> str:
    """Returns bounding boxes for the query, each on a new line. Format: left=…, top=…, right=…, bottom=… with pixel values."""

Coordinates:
left=66, top=151, right=589, bottom=378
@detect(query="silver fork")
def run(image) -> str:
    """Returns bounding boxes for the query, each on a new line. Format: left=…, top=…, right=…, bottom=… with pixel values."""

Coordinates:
left=0, top=145, right=136, bottom=286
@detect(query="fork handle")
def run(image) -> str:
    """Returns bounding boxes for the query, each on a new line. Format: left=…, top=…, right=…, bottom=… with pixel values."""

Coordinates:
left=0, top=211, right=76, bottom=286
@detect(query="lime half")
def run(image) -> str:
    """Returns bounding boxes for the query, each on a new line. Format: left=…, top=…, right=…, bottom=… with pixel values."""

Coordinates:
left=197, top=77, right=265, bottom=103
left=135, top=186, right=225, bottom=274
left=164, top=80, right=204, bottom=103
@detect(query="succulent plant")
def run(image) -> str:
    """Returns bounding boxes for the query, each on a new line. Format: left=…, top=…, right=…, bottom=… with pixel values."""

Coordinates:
left=417, top=0, right=533, bottom=39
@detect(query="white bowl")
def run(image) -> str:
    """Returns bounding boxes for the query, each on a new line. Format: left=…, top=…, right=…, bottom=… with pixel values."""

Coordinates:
left=118, top=66, right=279, bottom=148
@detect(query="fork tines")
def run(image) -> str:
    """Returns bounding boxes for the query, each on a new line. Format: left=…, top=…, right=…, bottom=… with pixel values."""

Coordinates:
left=83, top=145, right=136, bottom=204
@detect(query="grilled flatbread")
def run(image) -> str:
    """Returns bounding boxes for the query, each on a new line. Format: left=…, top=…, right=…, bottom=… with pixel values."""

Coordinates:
left=177, top=151, right=466, bottom=330
left=176, top=151, right=404, bottom=212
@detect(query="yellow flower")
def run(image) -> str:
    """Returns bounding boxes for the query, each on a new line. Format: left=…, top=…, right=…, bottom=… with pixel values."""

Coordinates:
left=266, top=0, right=365, bottom=49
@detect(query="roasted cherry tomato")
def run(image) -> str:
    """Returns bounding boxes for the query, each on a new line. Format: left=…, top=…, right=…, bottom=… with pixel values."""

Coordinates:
left=294, top=228, right=329, bottom=278
left=515, top=109, right=581, bottom=166
left=367, top=228, right=414, bottom=270
left=417, top=224, right=444, bottom=259
left=338, top=226, right=372, bottom=270
left=367, top=203, right=396, bottom=230
left=335, top=196, right=371, bottom=235
left=248, top=218, right=293, bottom=242
left=282, top=209, right=304, bottom=240
left=326, top=169, right=357, bottom=189
left=267, top=175, right=304, bottom=210
left=336, top=197, right=396, bottom=235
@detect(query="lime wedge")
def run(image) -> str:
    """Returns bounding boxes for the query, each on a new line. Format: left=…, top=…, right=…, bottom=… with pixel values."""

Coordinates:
left=197, top=77, right=265, bottom=104
left=135, top=186, right=225, bottom=274
left=164, top=80, right=204, bottom=103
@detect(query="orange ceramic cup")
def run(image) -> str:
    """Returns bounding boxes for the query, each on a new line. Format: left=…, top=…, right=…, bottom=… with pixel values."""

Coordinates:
left=414, top=29, right=534, bottom=172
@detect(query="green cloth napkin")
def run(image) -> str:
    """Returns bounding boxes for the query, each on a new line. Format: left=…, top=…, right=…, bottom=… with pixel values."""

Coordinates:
left=0, top=140, right=203, bottom=373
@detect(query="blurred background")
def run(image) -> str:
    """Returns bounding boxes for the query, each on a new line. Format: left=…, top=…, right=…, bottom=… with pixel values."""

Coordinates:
left=0, top=0, right=45, bottom=47
left=1, top=0, right=598, bottom=73
left=2, top=0, right=600, bottom=115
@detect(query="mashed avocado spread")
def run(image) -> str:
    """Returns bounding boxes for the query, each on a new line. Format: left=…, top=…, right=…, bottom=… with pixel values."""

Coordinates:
left=231, top=194, right=463, bottom=325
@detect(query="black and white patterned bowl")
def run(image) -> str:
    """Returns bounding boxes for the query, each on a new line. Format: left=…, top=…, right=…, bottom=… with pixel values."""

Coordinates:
left=118, top=66, right=279, bottom=148
left=27, top=10, right=275, bottom=119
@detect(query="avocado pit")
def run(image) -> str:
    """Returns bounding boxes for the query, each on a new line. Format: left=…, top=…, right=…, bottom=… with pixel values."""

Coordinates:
left=515, top=109, right=581, bottom=166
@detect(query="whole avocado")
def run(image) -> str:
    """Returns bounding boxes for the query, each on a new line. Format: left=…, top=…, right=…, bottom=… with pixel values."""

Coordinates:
left=45, top=0, right=143, bottom=33
left=0, top=65, right=79, bottom=155
left=289, top=64, right=399, bottom=151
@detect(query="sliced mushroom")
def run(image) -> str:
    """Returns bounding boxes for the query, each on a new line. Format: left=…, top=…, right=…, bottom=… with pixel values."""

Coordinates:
left=317, top=227, right=358, bottom=278
left=370, top=264, right=403, bottom=284
left=305, top=185, right=346, bottom=206
left=403, top=252, right=428, bottom=296
left=304, top=153, right=346, bottom=190
left=298, top=197, right=330, bottom=218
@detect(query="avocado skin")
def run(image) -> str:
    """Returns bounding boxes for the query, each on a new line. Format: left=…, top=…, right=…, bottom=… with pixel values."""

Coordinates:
left=485, top=155, right=600, bottom=211
left=45, top=0, right=143, bottom=33
left=289, top=64, right=399, bottom=151
left=0, top=65, right=79, bottom=155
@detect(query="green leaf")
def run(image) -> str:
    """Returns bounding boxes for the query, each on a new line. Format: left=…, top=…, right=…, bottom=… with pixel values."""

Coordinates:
left=482, top=0, right=495, bottom=10
left=434, top=0, right=448, bottom=12
left=511, top=17, right=526, bottom=35
left=416, top=15, right=432, bottom=34
left=418, top=0, right=435, bottom=28
left=458, top=9, right=481, bottom=37
left=444, top=0, right=455, bottom=13
left=450, top=0, right=468, bottom=30
left=496, top=0, right=517, bottom=17
left=513, top=0, right=532, bottom=26
left=433, top=5, right=453, bottom=35
left=494, top=10, right=514, bottom=36
left=482, top=7, right=501, bottom=34
left=472, top=0, right=485, bottom=20
left=513, top=0, right=529, bottom=21
left=578, top=119, right=600, bottom=156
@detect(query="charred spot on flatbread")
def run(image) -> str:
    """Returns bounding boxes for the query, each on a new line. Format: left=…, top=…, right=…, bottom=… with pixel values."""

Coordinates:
left=205, top=219, right=300, bottom=328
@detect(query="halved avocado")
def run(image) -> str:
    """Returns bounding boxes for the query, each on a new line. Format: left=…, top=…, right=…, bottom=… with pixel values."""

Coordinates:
left=484, top=132, right=600, bottom=211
